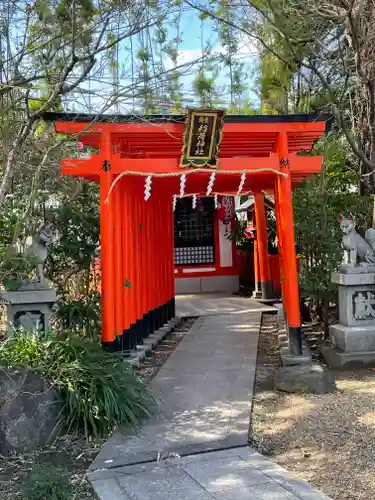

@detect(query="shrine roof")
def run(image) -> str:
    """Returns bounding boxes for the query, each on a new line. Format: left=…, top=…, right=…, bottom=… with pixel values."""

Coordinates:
left=43, top=112, right=330, bottom=159
left=43, top=111, right=331, bottom=125
left=44, top=112, right=330, bottom=192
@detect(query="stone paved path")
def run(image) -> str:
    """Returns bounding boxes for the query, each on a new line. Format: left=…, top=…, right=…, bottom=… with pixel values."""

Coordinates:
left=88, top=295, right=332, bottom=500
left=175, top=292, right=270, bottom=318
left=89, top=447, right=332, bottom=500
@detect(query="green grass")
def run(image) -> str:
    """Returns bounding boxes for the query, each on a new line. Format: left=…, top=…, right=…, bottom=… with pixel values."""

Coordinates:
left=23, top=464, right=72, bottom=500
left=0, top=333, right=155, bottom=438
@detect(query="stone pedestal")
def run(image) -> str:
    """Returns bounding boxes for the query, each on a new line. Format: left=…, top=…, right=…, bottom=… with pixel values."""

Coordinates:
left=1, top=286, right=57, bottom=337
left=320, top=272, right=375, bottom=369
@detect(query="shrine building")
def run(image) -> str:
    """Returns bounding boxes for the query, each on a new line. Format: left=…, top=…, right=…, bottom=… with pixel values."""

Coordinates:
left=43, top=110, right=328, bottom=356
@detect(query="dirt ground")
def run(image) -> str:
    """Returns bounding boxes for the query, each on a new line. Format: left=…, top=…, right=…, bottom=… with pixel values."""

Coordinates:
left=0, top=317, right=196, bottom=500
left=0, top=436, right=100, bottom=500
left=250, top=313, right=375, bottom=500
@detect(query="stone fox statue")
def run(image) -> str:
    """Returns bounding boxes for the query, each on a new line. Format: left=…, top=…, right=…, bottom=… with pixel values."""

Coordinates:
left=339, top=214, right=375, bottom=265
left=24, top=223, right=55, bottom=284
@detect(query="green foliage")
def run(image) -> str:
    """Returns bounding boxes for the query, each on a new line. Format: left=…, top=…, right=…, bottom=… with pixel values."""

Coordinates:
left=0, top=333, right=155, bottom=437
left=55, top=292, right=101, bottom=339
left=0, top=251, right=40, bottom=291
left=193, top=69, right=217, bottom=107
left=227, top=219, right=253, bottom=251
left=256, top=23, right=298, bottom=114
left=23, top=464, right=72, bottom=500
left=217, top=2, right=247, bottom=111
left=47, top=181, right=99, bottom=296
left=294, top=135, right=371, bottom=308
left=28, top=94, right=62, bottom=113
left=228, top=213, right=278, bottom=254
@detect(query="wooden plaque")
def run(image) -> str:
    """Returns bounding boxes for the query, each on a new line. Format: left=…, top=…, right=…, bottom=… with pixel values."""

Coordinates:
left=180, top=108, right=225, bottom=168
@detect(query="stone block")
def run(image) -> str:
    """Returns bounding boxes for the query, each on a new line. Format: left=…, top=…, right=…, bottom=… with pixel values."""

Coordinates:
left=330, top=272, right=375, bottom=327
left=181, top=456, right=269, bottom=492
left=331, top=272, right=375, bottom=286
left=274, top=364, right=336, bottom=394
left=280, top=351, right=312, bottom=366
left=1, top=288, right=57, bottom=337
left=117, top=466, right=214, bottom=500
left=328, top=272, right=375, bottom=370
left=90, top=478, right=128, bottom=500
left=214, top=483, right=298, bottom=500
left=175, top=278, right=200, bottom=295
left=319, top=343, right=375, bottom=370
left=330, top=323, right=375, bottom=352
left=0, top=368, right=62, bottom=455
left=201, top=275, right=239, bottom=294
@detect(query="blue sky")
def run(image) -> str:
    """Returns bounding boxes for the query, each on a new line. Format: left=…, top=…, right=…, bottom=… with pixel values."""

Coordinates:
left=66, top=6, right=259, bottom=113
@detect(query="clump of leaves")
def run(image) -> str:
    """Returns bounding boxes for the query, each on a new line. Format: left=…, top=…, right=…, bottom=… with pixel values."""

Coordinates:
left=23, top=464, right=72, bottom=500
left=0, top=252, right=39, bottom=291
left=55, top=292, right=101, bottom=340
left=0, top=333, right=155, bottom=438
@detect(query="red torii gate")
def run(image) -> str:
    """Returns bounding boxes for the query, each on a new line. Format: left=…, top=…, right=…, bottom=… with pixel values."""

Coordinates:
left=44, top=112, right=328, bottom=355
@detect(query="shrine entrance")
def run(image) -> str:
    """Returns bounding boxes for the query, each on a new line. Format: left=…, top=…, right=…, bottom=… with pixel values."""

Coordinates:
left=174, top=197, right=216, bottom=267
left=43, top=111, right=328, bottom=356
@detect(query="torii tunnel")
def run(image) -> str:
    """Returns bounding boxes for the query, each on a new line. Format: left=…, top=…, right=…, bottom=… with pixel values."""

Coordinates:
left=44, top=112, right=328, bottom=355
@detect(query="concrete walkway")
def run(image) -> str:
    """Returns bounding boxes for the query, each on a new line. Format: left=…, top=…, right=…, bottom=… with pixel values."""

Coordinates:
left=175, top=293, right=270, bottom=318
left=88, top=295, right=332, bottom=500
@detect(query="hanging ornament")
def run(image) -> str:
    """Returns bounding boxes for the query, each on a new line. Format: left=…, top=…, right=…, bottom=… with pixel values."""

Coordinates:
left=180, top=173, right=186, bottom=197
left=217, top=196, right=235, bottom=226
left=206, top=172, right=216, bottom=196
left=214, top=194, right=218, bottom=209
left=237, top=171, right=246, bottom=196
left=173, top=195, right=177, bottom=212
left=192, top=194, right=197, bottom=209
left=144, top=175, right=152, bottom=201
left=244, top=223, right=256, bottom=239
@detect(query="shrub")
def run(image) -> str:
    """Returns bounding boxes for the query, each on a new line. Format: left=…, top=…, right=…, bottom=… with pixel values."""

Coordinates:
left=55, top=293, right=102, bottom=340
left=0, top=333, right=154, bottom=438
left=23, top=464, right=72, bottom=500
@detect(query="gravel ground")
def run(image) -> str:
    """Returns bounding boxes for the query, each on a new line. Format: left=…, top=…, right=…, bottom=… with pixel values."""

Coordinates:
left=0, top=317, right=196, bottom=500
left=135, top=316, right=197, bottom=380
left=250, top=313, right=375, bottom=500
left=0, top=436, right=101, bottom=500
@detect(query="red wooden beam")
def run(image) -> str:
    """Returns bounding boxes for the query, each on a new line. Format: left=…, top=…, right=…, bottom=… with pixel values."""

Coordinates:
left=54, top=120, right=326, bottom=136
left=61, top=155, right=281, bottom=177
left=61, top=154, right=322, bottom=179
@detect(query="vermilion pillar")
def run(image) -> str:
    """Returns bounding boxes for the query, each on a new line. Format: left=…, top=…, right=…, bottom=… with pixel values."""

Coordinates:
left=253, top=240, right=261, bottom=299
left=99, top=130, right=116, bottom=349
left=133, top=186, right=143, bottom=345
left=274, top=184, right=286, bottom=305
left=143, top=191, right=152, bottom=335
left=251, top=211, right=261, bottom=299
left=166, top=194, right=175, bottom=317
left=113, top=179, right=123, bottom=340
left=125, top=180, right=137, bottom=349
left=254, top=191, right=272, bottom=300
left=121, top=177, right=131, bottom=350
left=275, top=131, right=302, bottom=356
